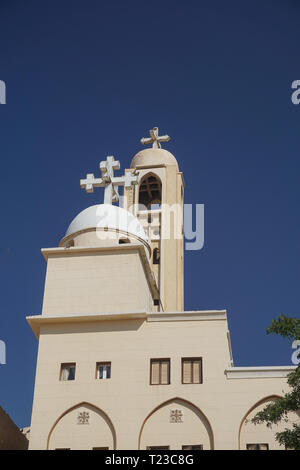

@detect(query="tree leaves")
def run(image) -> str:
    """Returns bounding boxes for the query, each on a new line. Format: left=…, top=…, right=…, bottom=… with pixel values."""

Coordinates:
left=252, top=315, right=300, bottom=450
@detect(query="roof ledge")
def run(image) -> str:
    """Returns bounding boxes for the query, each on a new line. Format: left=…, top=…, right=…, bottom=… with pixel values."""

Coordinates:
left=225, top=366, right=296, bottom=379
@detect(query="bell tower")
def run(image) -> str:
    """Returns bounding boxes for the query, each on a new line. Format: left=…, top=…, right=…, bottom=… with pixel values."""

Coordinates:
left=124, top=127, right=184, bottom=312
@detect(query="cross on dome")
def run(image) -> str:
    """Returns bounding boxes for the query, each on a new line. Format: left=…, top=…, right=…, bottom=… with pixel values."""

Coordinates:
left=140, top=127, right=170, bottom=149
left=80, top=155, right=138, bottom=205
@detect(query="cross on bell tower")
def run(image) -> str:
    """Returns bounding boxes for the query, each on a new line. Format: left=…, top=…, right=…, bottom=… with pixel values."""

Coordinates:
left=140, top=127, right=170, bottom=149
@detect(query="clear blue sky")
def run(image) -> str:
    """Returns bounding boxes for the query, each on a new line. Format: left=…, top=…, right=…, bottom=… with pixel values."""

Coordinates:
left=0, top=0, right=299, bottom=428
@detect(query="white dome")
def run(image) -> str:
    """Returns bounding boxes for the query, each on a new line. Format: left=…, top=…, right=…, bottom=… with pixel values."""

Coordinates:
left=62, top=204, right=148, bottom=244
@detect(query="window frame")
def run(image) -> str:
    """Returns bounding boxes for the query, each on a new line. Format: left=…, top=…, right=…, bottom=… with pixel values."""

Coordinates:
left=146, top=446, right=170, bottom=450
left=96, top=361, right=112, bottom=380
left=181, top=357, right=203, bottom=384
left=59, top=362, right=76, bottom=381
left=150, top=358, right=171, bottom=385
left=182, top=445, right=203, bottom=450
left=246, top=443, right=269, bottom=450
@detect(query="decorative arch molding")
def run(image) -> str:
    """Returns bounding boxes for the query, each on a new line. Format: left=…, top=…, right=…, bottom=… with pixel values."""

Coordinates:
left=238, top=395, right=282, bottom=450
left=138, top=397, right=214, bottom=450
left=47, top=401, right=117, bottom=450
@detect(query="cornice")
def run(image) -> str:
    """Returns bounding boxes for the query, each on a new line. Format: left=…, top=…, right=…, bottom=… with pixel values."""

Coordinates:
left=26, top=309, right=228, bottom=339
left=225, top=366, right=296, bottom=379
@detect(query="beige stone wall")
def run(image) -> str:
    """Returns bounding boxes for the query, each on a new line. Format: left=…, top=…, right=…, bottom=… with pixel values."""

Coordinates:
left=41, top=248, right=154, bottom=317
left=28, top=314, right=296, bottom=450
left=0, top=407, right=28, bottom=450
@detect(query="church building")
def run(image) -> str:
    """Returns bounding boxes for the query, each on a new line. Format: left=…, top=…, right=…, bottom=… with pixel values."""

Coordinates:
left=27, top=127, right=297, bottom=450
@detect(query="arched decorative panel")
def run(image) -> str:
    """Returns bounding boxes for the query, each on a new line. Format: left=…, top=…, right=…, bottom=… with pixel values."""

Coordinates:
left=139, top=398, right=214, bottom=450
left=239, top=395, right=300, bottom=450
left=47, top=402, right=116, bottom=450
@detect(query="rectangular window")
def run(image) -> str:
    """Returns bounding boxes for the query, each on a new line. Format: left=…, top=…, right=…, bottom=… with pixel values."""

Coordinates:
left=150, top=359, right=170, bottom=385
left=182, top=445, right=203, bottom=450
left=147, top=446, right=170, bottom=450
left=96, top=362, right=111, bottom=380
left=182, top=358, right=202, bottom=384
left=246, top=444, right=269, bottom=450
left=60, top=363, right=76, bottom=381
left=92, top=447, right=109, bottom=450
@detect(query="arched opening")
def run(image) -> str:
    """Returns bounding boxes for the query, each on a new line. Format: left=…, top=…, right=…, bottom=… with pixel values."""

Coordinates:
left=238, top=395, right=300, bottom=450
left=138, top=397, right=214, bottom=450
left=138, top=173, right=162, bottom=210
left=47, top=402, right=116, bottom=450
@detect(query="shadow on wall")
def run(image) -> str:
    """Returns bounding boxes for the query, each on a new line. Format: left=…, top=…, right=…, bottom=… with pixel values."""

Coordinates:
left=42, top=318, right=145, bottom=335
left=0, top=406, right=29, bottom=450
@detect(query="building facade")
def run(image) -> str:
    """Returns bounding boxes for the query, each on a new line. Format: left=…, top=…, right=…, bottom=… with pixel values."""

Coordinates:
left=27, top=128, right=298, bottom=450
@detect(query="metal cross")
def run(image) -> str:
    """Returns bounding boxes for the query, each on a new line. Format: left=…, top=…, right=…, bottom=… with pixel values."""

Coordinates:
left=80, top=155, right=138, bottom=205
left=140, top=127, right=170, bottom=149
